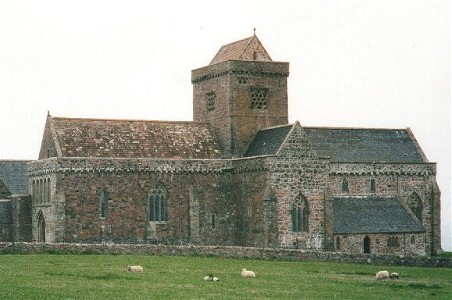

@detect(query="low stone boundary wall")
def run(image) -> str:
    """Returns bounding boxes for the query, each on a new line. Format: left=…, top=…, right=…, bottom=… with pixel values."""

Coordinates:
left=1, top=242, right=451, bottom=268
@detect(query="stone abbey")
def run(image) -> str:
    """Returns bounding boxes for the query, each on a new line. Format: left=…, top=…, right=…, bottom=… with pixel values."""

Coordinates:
left=0, top=35, right=441, bottom=256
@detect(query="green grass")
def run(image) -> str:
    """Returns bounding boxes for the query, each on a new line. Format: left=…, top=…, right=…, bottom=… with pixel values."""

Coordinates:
left=0, top=254, right=451, bottom=299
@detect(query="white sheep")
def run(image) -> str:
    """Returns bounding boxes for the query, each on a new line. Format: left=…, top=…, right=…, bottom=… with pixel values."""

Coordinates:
left=203, top=274, right=220, bottom=281
left=390, top=272, right=399, bottom=279
left=375, top=270, right=389, bottom=280
left=127, top=265, right=143, bottom=273
left=241, top=268, right=256, bottom=278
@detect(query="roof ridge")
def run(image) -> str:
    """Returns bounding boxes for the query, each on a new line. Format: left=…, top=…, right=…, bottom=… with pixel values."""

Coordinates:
left=219, top=35, right=254, bottom=49
left=302, top=125, right=410, bottom=131
left=51, top=116, right=210, bottom=125
left=257, top=123, right=294, bottom=132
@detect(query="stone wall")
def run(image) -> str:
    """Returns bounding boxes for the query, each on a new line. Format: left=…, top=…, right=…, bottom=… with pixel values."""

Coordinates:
left=334, top=233, right=426, bottom=257
left=0, top=242, right=450, bottom=268
left=28, top=157, right=274, bottom=247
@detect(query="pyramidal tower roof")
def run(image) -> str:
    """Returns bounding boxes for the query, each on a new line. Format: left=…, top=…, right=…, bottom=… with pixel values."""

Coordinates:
left=209, top=33, right=272, bottom=65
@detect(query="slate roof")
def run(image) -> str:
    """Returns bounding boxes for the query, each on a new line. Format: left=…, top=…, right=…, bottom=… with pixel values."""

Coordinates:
left=244, top=125, right=292, bottom=157
left=0, top=160, right=30, bottom=195
left=303, top=127, right=426, bottom=163
left=50, top=117, right=222, bottom=159
left=332, top=196, right=424, bottom=234
left=209, top=35, right=272, bottom=65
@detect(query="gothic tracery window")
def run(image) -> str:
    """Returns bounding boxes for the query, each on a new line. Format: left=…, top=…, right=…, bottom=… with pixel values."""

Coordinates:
left=149, top=183, right=168, bottom=222
left=291, top=194, right=309, bottom=232
left=408, top=192, right=422, bottom=221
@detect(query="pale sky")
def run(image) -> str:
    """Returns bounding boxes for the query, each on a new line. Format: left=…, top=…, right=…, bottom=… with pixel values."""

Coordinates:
left=0, top=0, right=450, bottom=250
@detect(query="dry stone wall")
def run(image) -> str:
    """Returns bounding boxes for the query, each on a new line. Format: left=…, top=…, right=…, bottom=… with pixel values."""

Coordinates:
left=1, top=242, right=450, bottom=268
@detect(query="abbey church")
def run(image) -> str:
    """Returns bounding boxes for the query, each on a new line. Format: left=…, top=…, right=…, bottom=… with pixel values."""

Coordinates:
left=0, top=35, right=442, bottom=256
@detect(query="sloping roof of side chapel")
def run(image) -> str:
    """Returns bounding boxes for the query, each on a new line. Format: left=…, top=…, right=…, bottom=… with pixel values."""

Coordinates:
left=332, top=196, right=424, bottom=234
left=209, top=34, right=272, bottom=65
left=48, top=116, right=222, bottom=159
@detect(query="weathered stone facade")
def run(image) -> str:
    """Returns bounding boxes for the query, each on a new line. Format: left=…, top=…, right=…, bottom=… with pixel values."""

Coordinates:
left=22, top=34, right=443, bottom=257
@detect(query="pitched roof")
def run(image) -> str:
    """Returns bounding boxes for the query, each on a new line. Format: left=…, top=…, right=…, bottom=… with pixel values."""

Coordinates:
left=244, top=125, right=292, bottom=157
left=303, top=127, right=427, bottom=163
left=332, top=196, right=424, bottom=234
left=0, top=160, right=30, bottom=195
left=50, top=117, right=222, bottom=159
left=209, top=35, right=272, bottom=65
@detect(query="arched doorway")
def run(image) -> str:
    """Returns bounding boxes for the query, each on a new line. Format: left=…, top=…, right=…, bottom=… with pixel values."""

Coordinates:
left=37, top=212, right=46, bottom=242
left=363, top=236, right=371, bottom=254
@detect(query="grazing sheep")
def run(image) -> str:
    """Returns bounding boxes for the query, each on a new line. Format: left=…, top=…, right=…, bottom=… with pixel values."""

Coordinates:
left=390, top=272, right=399, bottom=280
left=375, top=270, right=389, bottom=280
left=127, top=265, right=143, bottom=273
left=203, top=274, right=220, bottom=281
left=241, top=268, right=256, bottom=278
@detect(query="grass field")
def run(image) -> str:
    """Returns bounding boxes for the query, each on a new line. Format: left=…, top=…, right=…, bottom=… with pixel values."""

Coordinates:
left=0, top=254, right=451, bottom=299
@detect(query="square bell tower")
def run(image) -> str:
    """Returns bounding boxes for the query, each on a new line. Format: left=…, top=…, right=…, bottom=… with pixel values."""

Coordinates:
left=192, top=34, right=290, bottom=157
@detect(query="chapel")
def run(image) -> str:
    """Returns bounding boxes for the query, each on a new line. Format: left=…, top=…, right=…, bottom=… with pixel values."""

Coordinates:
left=1, top=34, right=442, bottom=256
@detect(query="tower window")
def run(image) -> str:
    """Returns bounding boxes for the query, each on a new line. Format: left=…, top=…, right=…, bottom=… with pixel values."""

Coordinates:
left=249, top=88, right=268, bottom=110
left=206, top=92, right=216, bottom=111
left=238, top=77, right=248, bottom=84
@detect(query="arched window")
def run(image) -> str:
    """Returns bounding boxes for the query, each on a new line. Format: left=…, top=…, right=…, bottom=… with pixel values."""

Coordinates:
left=335, top=236, right=341, bottom=251
left=342, top=177, right=349, bottom=192
left=148, top=183, right=168, bottom=222
left=37, top=211, right=46, bottom=242
left=98, top=189, right=108, bottom=218
left=291, top=194, right=309, bottom=232
left=363, top=236, right=371, bottom=254
left=47, top=178, right=51, bottom=203
left=408, top=192, right=422, bottom=221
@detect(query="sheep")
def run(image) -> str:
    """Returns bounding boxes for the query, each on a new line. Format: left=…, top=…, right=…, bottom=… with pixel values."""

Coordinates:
left=241, top=268, right=256, bottom=278
left=390, top=272, right=399, bottom=280
left=127, top=265, right=143, bottom=273
left=375, top=270, right=389, bottom=280
left=203, top=274, right=220, bottom=281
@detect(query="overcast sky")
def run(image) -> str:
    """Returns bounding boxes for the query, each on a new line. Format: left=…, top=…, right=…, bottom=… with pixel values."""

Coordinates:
left=0, top=0, right=450, bottom=250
